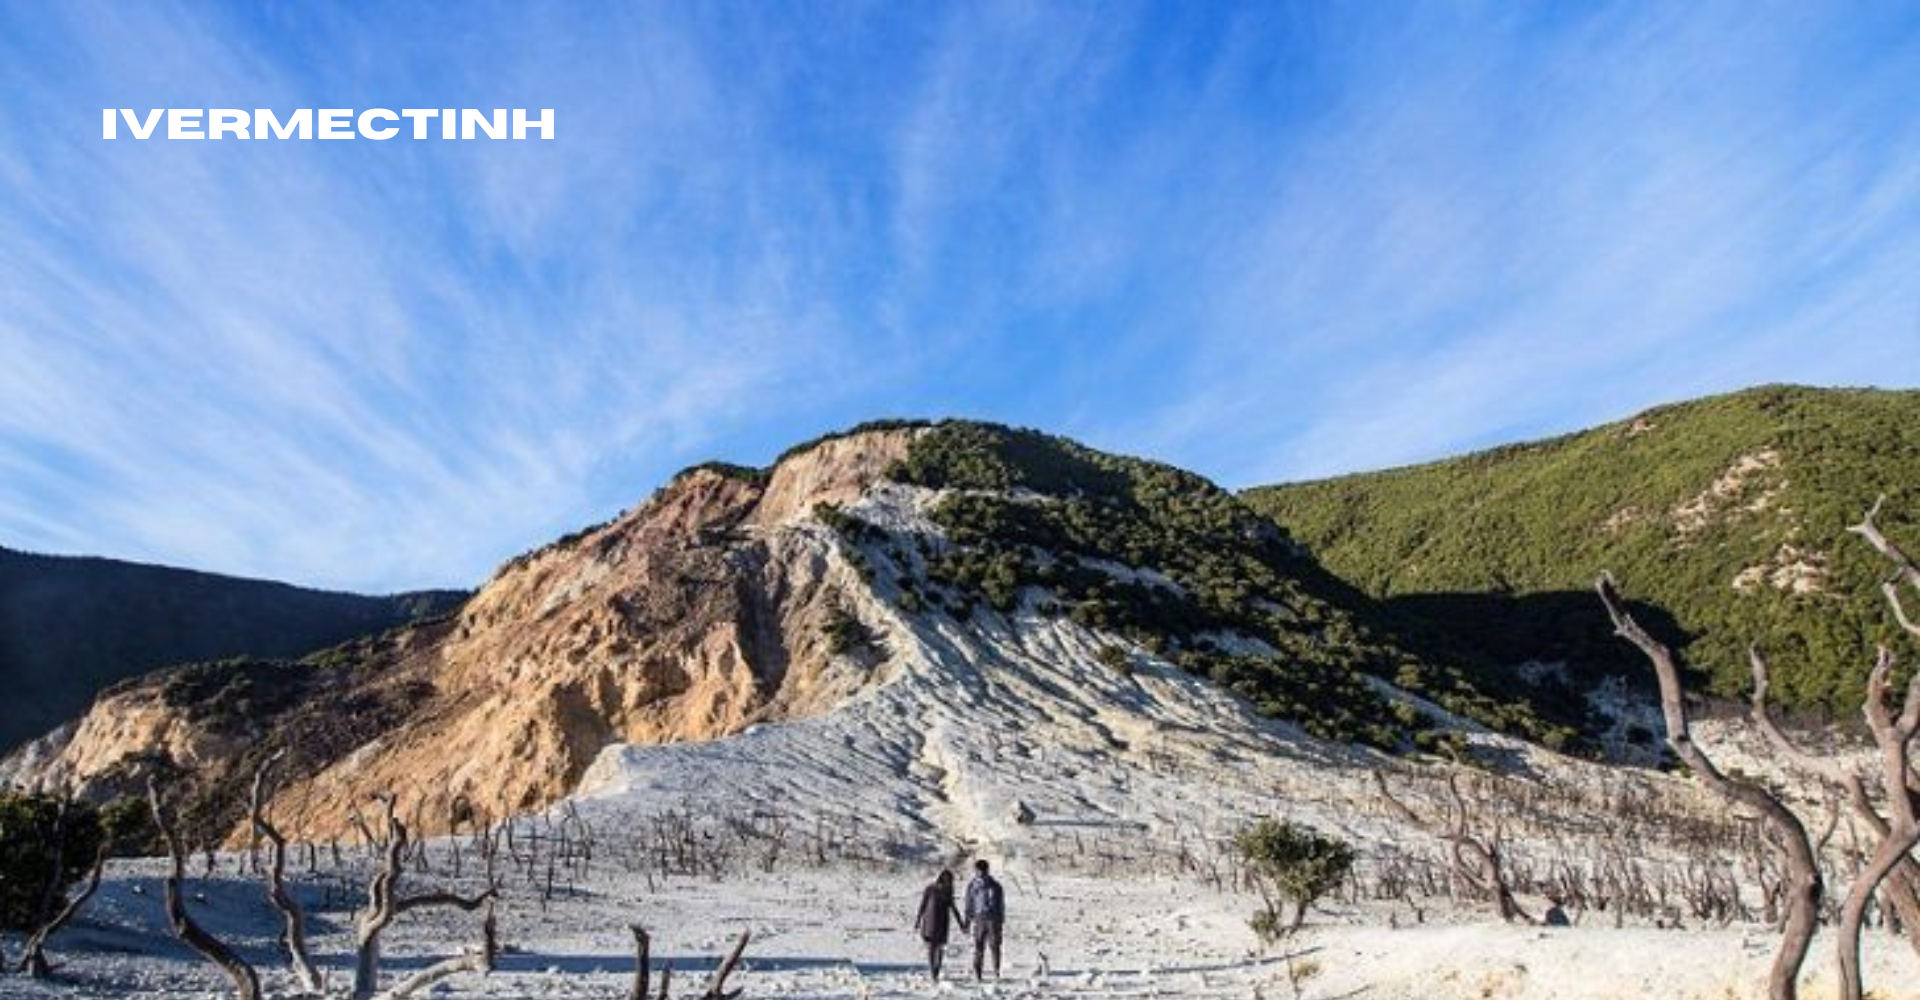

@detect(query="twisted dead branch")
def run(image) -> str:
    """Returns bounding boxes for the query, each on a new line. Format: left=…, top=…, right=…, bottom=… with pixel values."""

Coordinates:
left=371, top=899, right=496, bottom=1000
left=1849, top=496, right=1920, bottom=642
left=1371, top=768, right=1530, bottom=923
left=1598, top=572, right=1823, bottom=1000
left=16, top=840, right=106, bottom=975
left=1751, top=646, right=1920, bottom=958
left=250, top=750, right=324, bottom=994
left=703, top=929, right=751, bottom=1000
left=147, top=776, right=261, bottom=1000
left=352, top=793, right=497, bottom=1000
left=1832, top=646, right=1920, bottom=1000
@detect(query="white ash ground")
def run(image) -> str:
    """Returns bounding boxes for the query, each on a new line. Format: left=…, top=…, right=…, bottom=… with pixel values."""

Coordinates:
left=6, top=860, right=1918, bottom=1000
left=7, top=483, right=1915, bottom=998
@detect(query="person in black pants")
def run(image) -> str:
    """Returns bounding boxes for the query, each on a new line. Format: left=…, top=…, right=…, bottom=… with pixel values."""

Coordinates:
left=964, top=859, right=1005, bottom=980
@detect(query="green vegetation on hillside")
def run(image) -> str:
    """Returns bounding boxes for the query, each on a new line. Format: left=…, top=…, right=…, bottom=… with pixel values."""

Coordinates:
left=879, top=422, right=1579, bottom=751
left=1244, top=386, right=1920, bottom=716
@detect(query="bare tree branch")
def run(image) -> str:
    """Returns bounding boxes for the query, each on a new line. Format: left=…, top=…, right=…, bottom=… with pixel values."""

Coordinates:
left=1849, top=495, right=1920, bottom=641
left=703, top=929, right=751, bottom=1000
left=250, top=749, right=325, bottom=994
left=1751, top=645, right=1920, bottom=958
left=1833, top=646, right=1920, bottom=1000
left=16, top=844, right=106, bottom=978
left=628, top=925, right=651, bottom=1000
left=147, top=776, right=260, bottom=1000
left=371, top=899, right=496, bottom=1000
left=1597, top=573, right=1822, bottom=1000
left=352, top=793, right=499, bottom=1000
left=392, top=888, right=495, bottom=916
left=1371, top=769, right=1530, bottom=923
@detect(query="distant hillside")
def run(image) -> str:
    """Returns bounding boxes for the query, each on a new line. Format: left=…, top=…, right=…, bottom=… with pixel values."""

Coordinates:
left=8, top=421, right=1590, bottom=843
left=1244, top=385, right=1920, bottom=717
left=0, top=548, right=464, bottom=753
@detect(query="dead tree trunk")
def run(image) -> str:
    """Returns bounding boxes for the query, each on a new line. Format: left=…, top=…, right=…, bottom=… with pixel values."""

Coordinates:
left=1371, top=769, right=1530, bottom=923
left=15, top=791, right=108, bottom=978
left=146, top=777, right=261, bottom=1000
left=1751, top=646, right=1920, bottom=957
left=16, top=843, right=106, bottom=978
left=1832, top=647, right=1920, bottom=1000
left=703, top=929, right=751, bottom=1000
left=628, top=925, right=648, bottom=1000
left=1598, top=574, right=1822, bottom=1000
left=250, top=749, right=325, bottom=994
left=372, top=899, right=496, bottom=1000
left=352, top=793, right=497, bottom=1000
left=1849, top=496, right=1920, bottom=642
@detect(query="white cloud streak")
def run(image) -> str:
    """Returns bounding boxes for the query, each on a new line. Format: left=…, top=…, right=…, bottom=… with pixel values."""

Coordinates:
left=0, top=1, right=1911, bottom=590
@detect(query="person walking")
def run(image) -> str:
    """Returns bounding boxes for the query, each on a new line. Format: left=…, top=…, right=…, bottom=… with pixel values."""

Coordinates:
left=915, top=869, right=966, bottom=981
left=965, top=859, right=1005, bottom=980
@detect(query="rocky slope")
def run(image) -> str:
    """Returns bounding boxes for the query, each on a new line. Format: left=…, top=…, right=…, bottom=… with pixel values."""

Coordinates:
left=0, top=548, right=462, bottom=753
left=3, top=430, right=921, bottom=840
left=1245, top=385, right=1920, bottom=717
left=6, top=421, right=1574, bottom=843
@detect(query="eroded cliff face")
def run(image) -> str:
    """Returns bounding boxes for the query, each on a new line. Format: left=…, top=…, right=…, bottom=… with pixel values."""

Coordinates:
left=9, top=429, right=917, bottom=841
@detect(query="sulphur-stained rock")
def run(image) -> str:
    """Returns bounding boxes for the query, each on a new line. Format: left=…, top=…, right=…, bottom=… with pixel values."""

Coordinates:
left=9, top=427, right=919, bottom=842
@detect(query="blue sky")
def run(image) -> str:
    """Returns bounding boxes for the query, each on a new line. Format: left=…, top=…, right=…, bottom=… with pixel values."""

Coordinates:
left=0, top=2, right=1914, bottom=593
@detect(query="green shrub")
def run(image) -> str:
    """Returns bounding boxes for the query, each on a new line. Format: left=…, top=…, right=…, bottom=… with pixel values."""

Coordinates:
left=0, top=793, right=105, bottom=930
left=822, top=606, right=877, bottom=656
left=1095, top=644, right=1133, bottom=675
left=1233, top=818, right=1355, bottom=941
left=98, top=795, right=158, bottom=856
left=814, top=502, right=883, bottom=544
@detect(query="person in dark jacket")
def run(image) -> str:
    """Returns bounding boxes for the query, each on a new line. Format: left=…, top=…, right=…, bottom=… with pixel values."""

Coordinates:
left=915, top=869, right=967, bottom=981
left=965, top=859, right=1005, bottom=980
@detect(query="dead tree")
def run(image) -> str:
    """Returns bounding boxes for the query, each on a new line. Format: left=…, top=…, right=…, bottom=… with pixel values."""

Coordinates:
left=628, top=924, right=674, bottom=1000
left=1832, top=647, right=1920, bottom=1000
left=1828, top=496, right=1920, bottom=999
left=1851, top=495, right=1920, bottom=643
left=15, top=792, right=107, bottom=978
left=1751, top=647, right=1920, bottom=956
left=704, top=929, right=751, bottom=1000
left=147, top=776, right=261, bottom=1000
left=1597, top=573, right=1822, bottom=1000
left=352, top=793, right=497, bottom=1000
left=629, top=925, right=652, bottom=1000
left=250, top=750, right=325, bottom=994
left=371, top=900, right=496, bottom=1000
left=1371, top=769, right=1530, bottom=923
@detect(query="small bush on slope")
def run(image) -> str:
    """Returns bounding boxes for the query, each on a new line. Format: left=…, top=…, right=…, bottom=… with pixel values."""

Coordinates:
left=1235, top=818, right=1355, bottom=940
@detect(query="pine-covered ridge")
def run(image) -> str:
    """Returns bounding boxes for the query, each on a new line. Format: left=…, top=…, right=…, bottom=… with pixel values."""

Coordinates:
left=847, top=420, right=1583, bottom=751
left=1243, top=385, right=1920, bottom=718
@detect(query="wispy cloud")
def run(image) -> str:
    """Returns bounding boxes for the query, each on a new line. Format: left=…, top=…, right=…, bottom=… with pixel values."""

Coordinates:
left=1111, top=3, right=1920, bottom=481
left=0, top=2, right=1912, bottom=591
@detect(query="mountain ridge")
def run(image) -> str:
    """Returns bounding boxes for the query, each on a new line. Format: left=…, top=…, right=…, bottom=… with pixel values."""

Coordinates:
left=1244, top=384, right=1919, bottom=717
left=0, top=546, right=464, bottom=753
left=4, top=422, right=1530, bottom=843
left=7, top=386, right=1911, bottom=846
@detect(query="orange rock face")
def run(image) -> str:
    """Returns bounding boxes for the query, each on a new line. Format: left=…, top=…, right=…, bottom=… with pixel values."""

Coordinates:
left=15, top=429, right=916, bottom=840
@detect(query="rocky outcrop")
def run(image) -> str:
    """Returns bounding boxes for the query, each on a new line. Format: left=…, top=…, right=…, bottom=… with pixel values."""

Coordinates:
left=6, top=428, right=918, bottom=841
